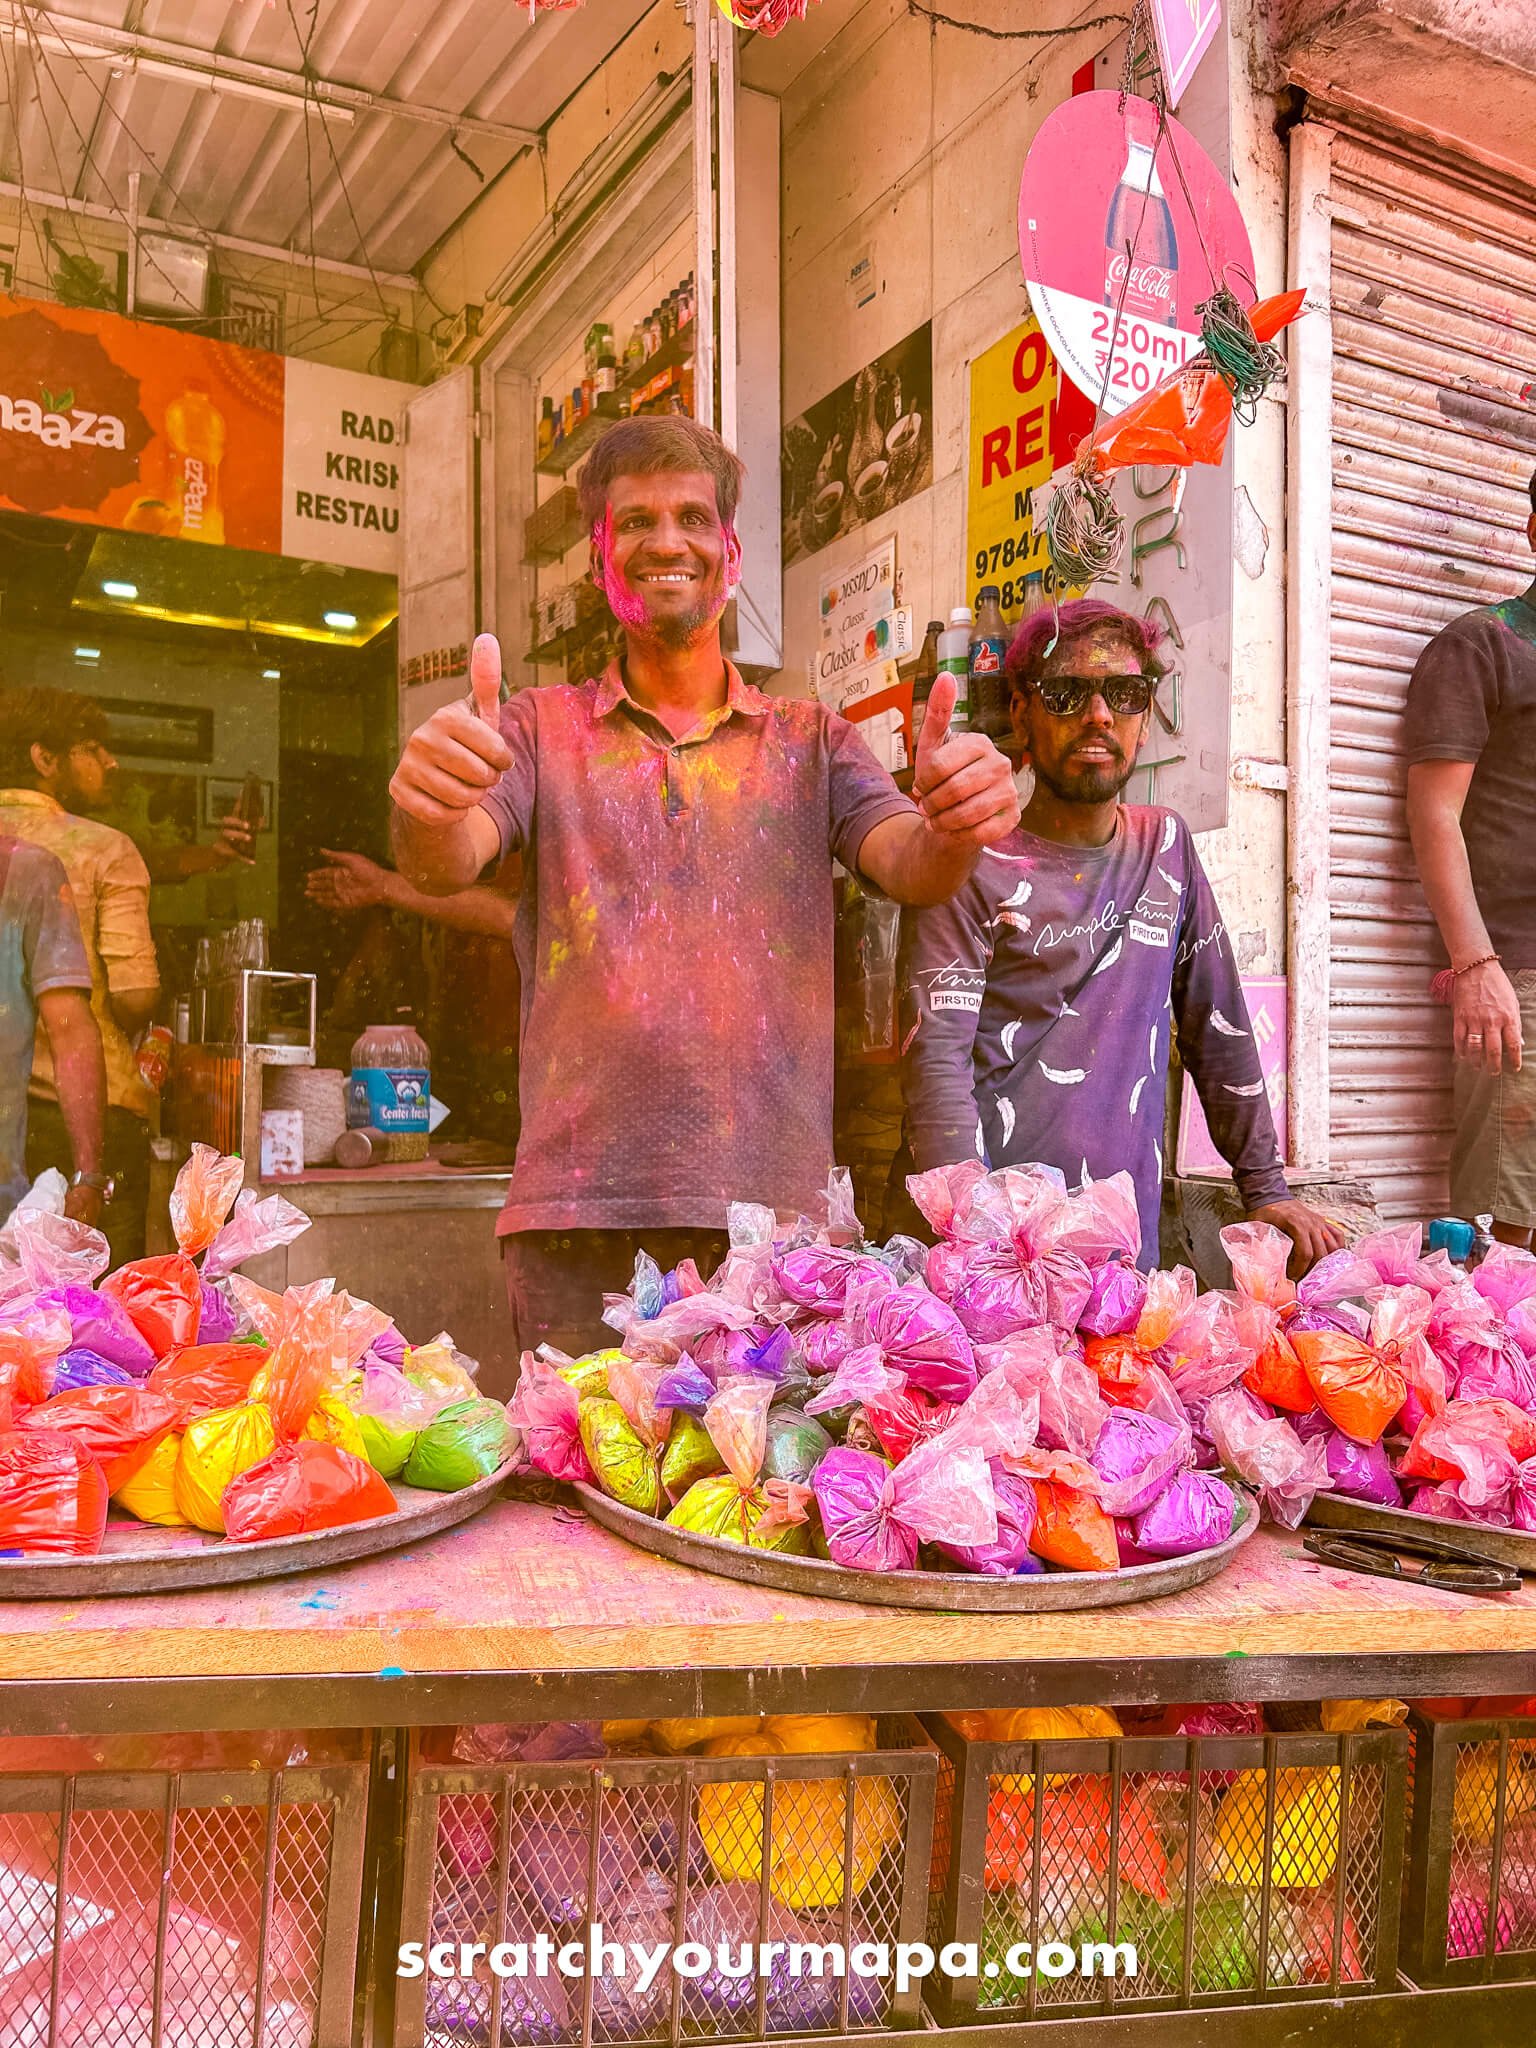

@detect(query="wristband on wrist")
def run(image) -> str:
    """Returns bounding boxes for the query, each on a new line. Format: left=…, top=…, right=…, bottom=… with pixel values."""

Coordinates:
left=1430, top=952, right=1500, bottom=1006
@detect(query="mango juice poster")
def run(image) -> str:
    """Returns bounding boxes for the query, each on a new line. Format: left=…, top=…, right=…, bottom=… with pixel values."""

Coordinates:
left=0, top=294, right=284, bottom=551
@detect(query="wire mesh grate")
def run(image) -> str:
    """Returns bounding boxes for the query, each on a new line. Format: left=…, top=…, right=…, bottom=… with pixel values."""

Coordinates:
left=406, top=1745, right=936, bottom=2046
left=924, top=1722, right=1406, bottom=2021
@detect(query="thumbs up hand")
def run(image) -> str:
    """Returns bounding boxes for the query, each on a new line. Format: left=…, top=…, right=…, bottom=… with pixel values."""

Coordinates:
left=911, top=674, right=1020, bottom=849
left=388, top=631, right=514, bottom=827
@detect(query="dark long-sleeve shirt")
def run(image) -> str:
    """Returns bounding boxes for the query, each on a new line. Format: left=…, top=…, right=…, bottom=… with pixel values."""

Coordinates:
left=899, top=807, right=1290, bottom=1262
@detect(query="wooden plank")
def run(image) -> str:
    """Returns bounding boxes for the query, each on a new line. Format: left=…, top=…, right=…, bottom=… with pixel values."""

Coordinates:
left=0, top=1502, right=1532, bottom=1685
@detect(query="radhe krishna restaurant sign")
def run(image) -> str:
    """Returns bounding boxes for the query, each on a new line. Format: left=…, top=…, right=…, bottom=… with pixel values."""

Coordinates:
left=0, top=295, right=414, bottom=574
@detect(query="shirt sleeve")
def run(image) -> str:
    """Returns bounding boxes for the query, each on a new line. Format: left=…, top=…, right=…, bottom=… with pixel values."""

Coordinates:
left=898, top=881, right=994, bottom=1171
left=95, top=833, right=159, bottom=995
left=480, top=690, right=541, bottom=860
left=18, top=848, right=91, bottom=996
left=824, top=710, right=921, bottom=877
left=1170, top=825, right=1290, bottom=1211
left=1403, top=616, right=1498, bottom=765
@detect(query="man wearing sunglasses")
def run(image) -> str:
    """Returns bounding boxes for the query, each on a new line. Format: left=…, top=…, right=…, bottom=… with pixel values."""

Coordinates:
left=898, top=597, right=1343, bottom=1272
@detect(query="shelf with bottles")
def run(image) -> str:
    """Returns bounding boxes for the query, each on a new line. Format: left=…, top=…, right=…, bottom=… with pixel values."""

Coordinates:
left=521, top=483, right=587, bottom=566
left=534, top=276, right=696, bottom=479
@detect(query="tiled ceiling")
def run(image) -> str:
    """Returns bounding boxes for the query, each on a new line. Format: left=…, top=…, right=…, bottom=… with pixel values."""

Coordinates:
left=0, top=0, right=659, bottom=281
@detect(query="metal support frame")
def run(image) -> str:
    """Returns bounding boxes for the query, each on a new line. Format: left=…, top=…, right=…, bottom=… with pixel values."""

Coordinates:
left=1285, top=121, right=1336, bottom=1174
left=691, top=0, right=719, bottom=434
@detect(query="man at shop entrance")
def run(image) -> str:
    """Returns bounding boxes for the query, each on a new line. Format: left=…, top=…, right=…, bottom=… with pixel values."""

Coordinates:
left=389, top=417, right=1021, bottom=1373
left=898, top=599, right=1341, bottom=1274
left=1405, top=470, right=1536, bottom=1247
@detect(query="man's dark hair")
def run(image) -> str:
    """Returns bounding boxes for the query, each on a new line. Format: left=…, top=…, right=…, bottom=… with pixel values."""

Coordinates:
left=578, top=417, right=747, bottom=530
left=1005, top=597, right=1168, bottom=695
left=1529, top=466, right=1536, bottom=518
left=0, top=686, right=110, bottom=787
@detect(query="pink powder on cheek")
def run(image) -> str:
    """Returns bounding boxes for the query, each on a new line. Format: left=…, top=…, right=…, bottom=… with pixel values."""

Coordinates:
left=592, top=513, right=650, bottom=629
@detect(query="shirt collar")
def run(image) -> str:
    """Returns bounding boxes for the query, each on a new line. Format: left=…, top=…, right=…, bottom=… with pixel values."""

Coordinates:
left=591, top=658, right=771, bottom=734
left=0, top=790, right=61, bottom=813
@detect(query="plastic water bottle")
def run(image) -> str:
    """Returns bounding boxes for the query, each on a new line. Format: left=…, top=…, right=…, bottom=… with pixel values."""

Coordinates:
left=937, top=608, right=974, bottom=732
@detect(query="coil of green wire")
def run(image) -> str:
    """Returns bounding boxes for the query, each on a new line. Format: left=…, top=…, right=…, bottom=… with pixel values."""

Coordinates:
left=1196, top=283, right=1285, bottom=425
left=1043, top=460, right=1125, bottom=589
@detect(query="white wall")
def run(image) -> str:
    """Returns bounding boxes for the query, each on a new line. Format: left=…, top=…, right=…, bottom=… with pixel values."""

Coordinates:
left=763, top=0, right=1292, bottom=977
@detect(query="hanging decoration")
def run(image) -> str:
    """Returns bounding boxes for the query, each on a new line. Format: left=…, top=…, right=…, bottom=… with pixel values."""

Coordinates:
left=716, top=0, right=816, bottom=34
left=526, top=0, right=583, bottom=17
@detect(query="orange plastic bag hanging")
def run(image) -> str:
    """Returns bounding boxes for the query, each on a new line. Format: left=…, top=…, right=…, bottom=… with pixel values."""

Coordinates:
left=0, top=1305, right=71, bottom=1424
left=221, top=1440, right=396, bottom=1542
left=168, top=1145, right=245, bottom=1258
left=18, top=1384, right=180, bottom=1491
left=1291, top=1330, right=1406, bottom=1444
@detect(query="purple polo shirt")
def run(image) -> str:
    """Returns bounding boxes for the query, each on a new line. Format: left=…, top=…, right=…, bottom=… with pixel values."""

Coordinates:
left=481, top=661, right=916, bottom=1234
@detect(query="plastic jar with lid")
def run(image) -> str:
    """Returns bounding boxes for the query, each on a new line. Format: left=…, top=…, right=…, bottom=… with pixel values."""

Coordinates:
left=346, top=1017, right=431, bottom=1163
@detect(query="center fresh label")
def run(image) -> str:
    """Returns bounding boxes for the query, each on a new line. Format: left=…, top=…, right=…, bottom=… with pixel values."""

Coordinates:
left=347, top=1065, right=429, bottom=1133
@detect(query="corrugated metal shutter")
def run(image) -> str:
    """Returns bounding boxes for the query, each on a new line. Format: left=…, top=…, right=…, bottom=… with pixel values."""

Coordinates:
left=1326, top=129, right=1536, bottom=1218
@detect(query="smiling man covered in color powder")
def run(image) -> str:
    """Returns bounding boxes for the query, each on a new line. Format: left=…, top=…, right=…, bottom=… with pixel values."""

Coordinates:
left=898, top=599, right=1341, bottom=1274
left=388, top=417, right=1020, bottom=1375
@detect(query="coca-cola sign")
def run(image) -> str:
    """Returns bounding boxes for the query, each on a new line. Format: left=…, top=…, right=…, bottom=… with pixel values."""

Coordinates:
left=1017, top=91, right=1253, bottom=418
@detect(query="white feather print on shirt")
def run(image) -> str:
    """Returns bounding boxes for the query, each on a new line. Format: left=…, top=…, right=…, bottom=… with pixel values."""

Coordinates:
left=1040, top=1061, right=1089, bottom=1085
left=992, top=910, right=1032, bottom=935
left=1001, top=1021, right=1021, bottom=1061
left=998, top=1099, right=1016, bottom=1145
left=1148, top=1024, right=1158, bottom=1068
left=975, top=1120, right=987, bottom=1159
left=1210, top=1009, right=1249, bottom=1038
left=1157, top=865, right=1181, bottom=895
left=1000, top=879, right=1034, bottom=909
left=1223, top=1080, right=1267, bottom=1097
left=1160, top=815, right=1177, bottom=854
left=1153, top=1139, right=1164, bottom=1177
left=1129, top=1076, right=1148, bottom=1116
left=1090, top=934, right=1124, bottom=977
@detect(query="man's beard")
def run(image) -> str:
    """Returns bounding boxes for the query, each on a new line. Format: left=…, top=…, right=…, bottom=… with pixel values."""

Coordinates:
left=1031, top=747, right=1135, bottom=806
left=643, top=587, right=727, bottom=649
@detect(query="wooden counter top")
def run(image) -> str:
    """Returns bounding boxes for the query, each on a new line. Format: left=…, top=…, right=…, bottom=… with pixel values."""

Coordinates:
left=2, top=1496, right=1533, bottom=1730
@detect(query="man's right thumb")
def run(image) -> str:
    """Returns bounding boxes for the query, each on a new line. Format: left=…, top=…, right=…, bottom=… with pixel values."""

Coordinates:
left=470, top=633, right=503, bottom=725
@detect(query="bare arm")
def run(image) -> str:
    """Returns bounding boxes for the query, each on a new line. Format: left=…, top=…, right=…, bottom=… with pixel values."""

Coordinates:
left=855, top=677, right=1019, bottom=906
left=307, top=849, right=518, bottom=939
left=389, top=635, right=518, bottom=893
left=1406, top=759, right=1522, bottom=1074
left=37, top=987, right=106, bottom=1223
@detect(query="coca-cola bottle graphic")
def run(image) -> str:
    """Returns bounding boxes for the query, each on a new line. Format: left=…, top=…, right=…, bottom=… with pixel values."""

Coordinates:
left=1102, top=107, right=1179, bottom=328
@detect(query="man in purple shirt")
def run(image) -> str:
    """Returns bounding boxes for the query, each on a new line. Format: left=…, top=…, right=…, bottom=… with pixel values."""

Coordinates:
left=389, top=417, right=1019, bottom=1372
left=900, top=598, right=1341, bottom=1272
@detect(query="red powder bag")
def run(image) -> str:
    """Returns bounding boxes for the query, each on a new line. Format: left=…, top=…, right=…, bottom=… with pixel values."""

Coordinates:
left=0, top=1432, right=109, bottom=1555
left=100, top=1254, right=202, bottom=1359
left=1083, top=1335, right=1157, bottom=1406
left=222, top=1440, right=396, bottom=1543
left=149, top=1342, right=270, bottom=1425
left=1030, top=1481, right=1119, bottom=1571
left=1291, top=1330, right=1406, bottom=1444
left=18, top=1385, right=180, bottom=1492
left=1244, top=1319, right=1314, bottom=1413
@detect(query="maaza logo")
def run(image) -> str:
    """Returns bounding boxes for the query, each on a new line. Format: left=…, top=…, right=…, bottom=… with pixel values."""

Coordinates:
left=0, top=307, right=151, bottom=514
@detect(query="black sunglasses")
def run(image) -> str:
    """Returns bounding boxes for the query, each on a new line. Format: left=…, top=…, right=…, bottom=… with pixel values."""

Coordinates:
left=1028, top=673, right=1157, bottom=718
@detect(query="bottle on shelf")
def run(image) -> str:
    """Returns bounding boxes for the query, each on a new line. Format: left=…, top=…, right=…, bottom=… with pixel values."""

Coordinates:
left=536, top=395, right=556, bottom=462
left=624, top=323, right=645, bottom=372
left=969, top=584, right=1010, bottom=740
left=937, top=607, right=974, bottom=732
left=596, top=352, right=620, bottom=417
left=1020, top=568, right=1048, bottom=616
left=910, top=619, right=944, bottom=737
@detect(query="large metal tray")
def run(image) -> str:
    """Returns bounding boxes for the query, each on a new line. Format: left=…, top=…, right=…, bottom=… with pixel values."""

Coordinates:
left=0, top=1459, right=517, bottom=1599
left=1306, top=1492, right=1536, bottom=1576
left=573, top=1482, right=1258, bottom=1610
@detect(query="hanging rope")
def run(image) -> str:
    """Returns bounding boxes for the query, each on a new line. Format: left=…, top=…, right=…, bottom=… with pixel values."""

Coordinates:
left=1195, top=281, right=1285, bottom=422
left=1044, top=448, right=1126, bottom=590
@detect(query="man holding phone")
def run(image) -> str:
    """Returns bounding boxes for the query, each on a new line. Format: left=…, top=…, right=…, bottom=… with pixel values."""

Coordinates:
left=387, top=416, right=1020, bottom=1371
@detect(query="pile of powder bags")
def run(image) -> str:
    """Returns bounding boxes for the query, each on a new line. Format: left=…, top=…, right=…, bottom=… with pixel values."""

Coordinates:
left=0, top=1145, right=516, bottom=1553
left=520, top=1161, right=1536, bottom=1567
left=514, top=1163, right=1248, bottom=1575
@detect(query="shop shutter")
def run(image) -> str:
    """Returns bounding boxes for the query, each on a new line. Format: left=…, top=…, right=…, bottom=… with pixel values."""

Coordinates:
left=1326, top=129, right=1536, bottom=1217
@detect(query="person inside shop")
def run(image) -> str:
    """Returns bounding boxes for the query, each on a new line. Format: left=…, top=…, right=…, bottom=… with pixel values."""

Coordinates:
left=0, top=831, right=107, bottom=1227
left=897, top=598, right=1344, bottom=1274
left=305, top=845, right=522, bottom=1158
left=0, top=687, right=161, bottom=1258
left=387, top=415, right=1021, bottom=1370
left=1405, top=469, right=1536, bottom=1247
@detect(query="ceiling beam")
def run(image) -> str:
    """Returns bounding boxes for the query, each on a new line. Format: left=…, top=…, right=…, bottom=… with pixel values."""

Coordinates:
left=0, top=176, right=420, bottom=288
left=0, top=2, right=540, bottom=145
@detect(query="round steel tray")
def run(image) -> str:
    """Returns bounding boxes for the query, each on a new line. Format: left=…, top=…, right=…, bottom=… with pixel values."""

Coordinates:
left=573, top=1483, right=1258, bottom=1610
left=1306, top=1493, right=1536, bottom=1576
left=0, top=1460, right=517, bottom=1599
